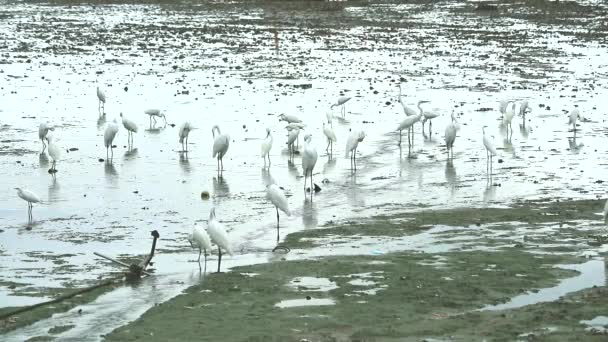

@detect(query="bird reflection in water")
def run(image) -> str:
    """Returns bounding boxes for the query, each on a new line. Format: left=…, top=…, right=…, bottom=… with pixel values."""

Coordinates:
left=483, top=177, right=497, bottom=203
left=568, top=135, right=583, bottom=154
left=48, top=176, right=60, bottom=203
left=302, top=198, right=318, bottom=229
left=104, top=160, right=118, bottom=185
left=287, top=159, right=300, bottom=180
left=39, top=152, right=49, bottom=168
left=346, top=172, right=365, bottom=207
left=97, top=114, right=106, bottom=130
left=124, top=148, right=139, bottom=160
left=212, top=176, right=230, bottom=205
left=261, top=168, right=275, bottom=187
left=179, top=151, right=191, bottom=173
left=445, top=159, right=457, bottom=197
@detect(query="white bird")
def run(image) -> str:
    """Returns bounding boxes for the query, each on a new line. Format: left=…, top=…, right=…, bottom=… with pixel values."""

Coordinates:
left=38, top=123, right=54, bottom=151
left=261, top=128, right=273, bottom=168
left=47, top=135, right=61, bottom=173
left=15, top=187, right=41, bottom=221
left=397, top=109, right=424, bottom=146
left=326, top=112, right=334, bottom=125
left=482, top=126, right=498, bottom=172
left=286, top=127, right=300, bottom=159
left=568, top=109, right=581, bottom=132
left=498, top=99, right=509, bottom=119
left=179, top=122, right=193, bottom=151
left=445, top=113, right=458, bottom=159
left=323, top=122, right=337, bottom=156
left=104, top=119, right=119, bottom=160
left=301, top=134, right=318, bottom=194
left=120, top=112, right=138, bottom=147
left=97, top=86, right=106, bottom=114
left=285, top=122, right=306, bottom=131
left=266, top=184, right=291, bottom=243
left=212, top=125, right=230, bottom=171
left=519, top=100, right=530, bottom=118
left=422, top=105, right=440, bottom=135
left=331, top=96, right=351, bottom=117
left=503, top=102, right=516, bottom=136
left=189, top=223, right=212, bottom=267
left=206, top=207, right=233, bottom=273
left=398, top=84, right=417, bottom=116
left=345, top=130, right=366, bottom=171
left=278, top=114, right=302, bottom=124
left=144, top=109, right=167, bottom=127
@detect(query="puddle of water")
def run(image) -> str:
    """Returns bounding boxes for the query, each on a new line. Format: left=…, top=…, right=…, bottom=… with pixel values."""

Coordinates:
left=480, top=259, right=605, bottom=312
left=275, top=297, right=336, bottom=309
left=580, top=316, right=608, bottom=334
left=287, top=276, right=338, bottom=292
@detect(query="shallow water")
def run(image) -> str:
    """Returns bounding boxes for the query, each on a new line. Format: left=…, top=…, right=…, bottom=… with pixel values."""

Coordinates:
left=1, top=0, right=608, bottom=339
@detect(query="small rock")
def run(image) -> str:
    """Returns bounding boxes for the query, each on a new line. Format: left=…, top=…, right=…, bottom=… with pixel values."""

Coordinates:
left=306, top=295, right=311, bottom=300
left=313, top=184, right=321, bottom=193
left=69, top=147, right=78, bottom=151
left=124, top=86, right=128, bottom=92
left=201, top=191, right=210, bottom=200
left=98, top=158, right=104, bottom=162
left=497, top=158, right=503, bottom=163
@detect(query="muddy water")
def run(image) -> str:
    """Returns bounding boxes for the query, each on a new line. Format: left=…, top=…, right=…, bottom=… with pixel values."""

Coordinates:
left=1, top=0, right=607, bottom=339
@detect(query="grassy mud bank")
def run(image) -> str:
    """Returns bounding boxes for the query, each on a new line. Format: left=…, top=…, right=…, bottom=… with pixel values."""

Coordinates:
left=104, top=199, right=608, bottom=341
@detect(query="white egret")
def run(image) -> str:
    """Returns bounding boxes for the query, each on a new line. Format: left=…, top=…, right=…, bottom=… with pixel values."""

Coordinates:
left=47, top=135, right=61, bottom=173
left=302, top=134, right=318, bottom=194
left=97, top=86, right=106, bottom=114
left=568, top=109, right=581, bottom=132
left=286, top=127, right=300, bottom=159
left=266, top=184, right=291, bottom=243
left=345, top=130, right=366, bottom=171
left=144, top=109, right=167, bottom=127
left=503, top=102, right=516, bottom=136
left=207, top=207, right=233, bottom=273
left=519, top=100, right=530, bottom=118
left=104, top=119, right=119, bottom=161
left=15, top=187, right=41, bottom=221
left=323, top=122, right=337, bottom=156
left=261, top=128, right=273, bottom=168
left=178, top=121, right=193, bottom=151
left=285, top=122, right=306, bottom=130
left=498, top=99, right=510, bottom=120
left=482, top=125, right=498, bottom=172
left=397, top=108, right=424, bottom=146
left=444, top=113, right=458, bottom=159
left=189, top=223, right=212, bottom=268
left=212, top=125, right=230, bottom=171
left=278, top=114, right=302, bottom=124
left=422, top=108, right=440, bottom=135
left=326, top=112, right=334, bottom=125
left=120, top=112, right=138, bottom=147
left=398, top=85, right=418, bottom=117
left=38, top=123, right=54, bottom=151
left=331, top=96, right=351, bottom=117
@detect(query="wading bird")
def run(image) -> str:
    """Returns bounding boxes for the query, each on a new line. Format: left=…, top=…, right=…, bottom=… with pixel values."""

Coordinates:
left=345, top=130, right=366, bottom=171
left=422, top=106, right=439, bottom=135
left=498, top=99, right=510, bottom=120
left=104, top=119, right=119, bottom=161
left=503, top=102, right=516, bottom=137
left=331, top=96, right=351, bottom=117
left=212, top=125, right=230, bottom=171
left=97, top=86, right=106, bottom=114
left=47, top=135, right=61, bottom=173
left=38, top=123, right=54, bottom=152
left=278, top=114, right=302, bottom=124
left=144, top=109, right=167, bottom=128
left=179, top=122, right=193, bottom=152
left=266, top=183, right=291, bottom=244
left=120, top=113, right=138, bottom=147
left=482, top=126, right=498, bottom=173
left=302, top=134, right=318, bottom=194
left=261, top=128, right=273, bottom=168
left=444, top=113, right=458, bottom=159
left=15, top=187, right=41, bottom=222
left=323, top=122, right=337, bottom=156
left=568, top=109, right=581, bottom=132
left=189, top=223, right=212, bottom=270
left=519, top=100, right=530, bottom=119
left=286, top=127, right=300, bottom=160
left=207, top=207, right=233, bottom=273
left=397, top=110, right=423, bottom=146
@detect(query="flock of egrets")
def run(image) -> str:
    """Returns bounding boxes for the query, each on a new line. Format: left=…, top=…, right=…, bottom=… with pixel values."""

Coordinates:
left=14, top=83, right=605, bottom=274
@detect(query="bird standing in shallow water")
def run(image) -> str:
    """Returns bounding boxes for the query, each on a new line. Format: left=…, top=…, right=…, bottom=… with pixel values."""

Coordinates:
left=206, top=207, right=233, bottom=273
left=323, top=122, right=337, bottom=157
left=144, top=109, right=167, bottom=128
left=286, top=127, right=300, bottom=160
left=444, top=112, right=458, bottom=159
left=345, top=130, right=366, bottom=171
left=38, top=123, right=53, bottom=152
left=212, top=125, right=230, bottom=172
left=189, top=223, right=212, bottom=271
left=179, top=122, right=193, bottom=152
left=15, top=187, right=41, bottom=222
left=266, top=184, right=291, bottom=245
left=104, top=119, right=119, bottom=161
left=120, top=113, right=138, bottom=148
left=568, top=109, right=581, bottom=133
left=301, top=134, right=318, bottom=195
left=482, top=126, right=498, bottom=174
left=261, top=128, right=273, bottom=168
left=97, top=86, right=106, bottom=115
left=47, top=134, right=61, bottom=174
left=331, top=96, right=351, bottom=118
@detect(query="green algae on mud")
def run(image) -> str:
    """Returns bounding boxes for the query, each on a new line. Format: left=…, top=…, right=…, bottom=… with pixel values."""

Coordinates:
left=284, top=199, right=606, bottom=249
left=105, top=249, right=582, bottom=341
